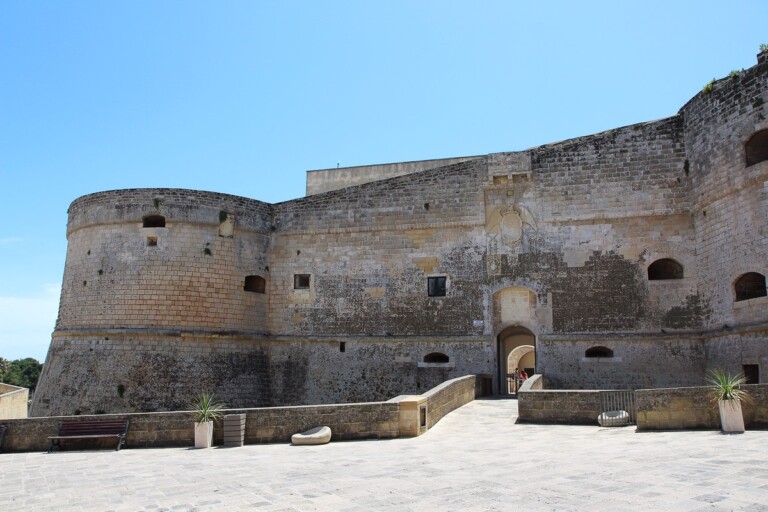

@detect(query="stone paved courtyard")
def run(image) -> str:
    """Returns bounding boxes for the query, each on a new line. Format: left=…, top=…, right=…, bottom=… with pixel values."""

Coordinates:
left=2, top=398, right=768, bottom=511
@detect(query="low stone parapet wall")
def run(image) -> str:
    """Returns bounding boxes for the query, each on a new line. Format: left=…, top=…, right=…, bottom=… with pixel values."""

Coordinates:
left=517, top=375, right=603, bottom=425
left=244, top=402, right=400, bottom=443
left=517, top=377, right=768, bottom=430
left=422, top=375, right=479, bottom=429
left=0, top=375, right=479, bottom=452
left=635, top=384, right=768, bottom=431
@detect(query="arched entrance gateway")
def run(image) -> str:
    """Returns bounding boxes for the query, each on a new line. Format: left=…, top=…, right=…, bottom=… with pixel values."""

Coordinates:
left=491, top=286, right=538, bottom=395
left=500, top=327, right=536, bottom=394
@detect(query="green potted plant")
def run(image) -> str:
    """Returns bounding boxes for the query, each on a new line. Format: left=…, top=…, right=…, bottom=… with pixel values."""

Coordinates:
left=191, top=393, right=224, bottom=448
left=707, top=369, right=750, bottom=433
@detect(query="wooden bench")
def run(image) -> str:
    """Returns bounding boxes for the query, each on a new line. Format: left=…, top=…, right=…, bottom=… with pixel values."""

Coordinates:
left=48, top=420, right=129, bottom=452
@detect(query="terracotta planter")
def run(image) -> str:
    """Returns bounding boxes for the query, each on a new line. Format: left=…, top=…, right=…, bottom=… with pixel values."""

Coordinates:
left=718, top=399, right=745, bottom=433
left=194, top=421, right=214, bottom=448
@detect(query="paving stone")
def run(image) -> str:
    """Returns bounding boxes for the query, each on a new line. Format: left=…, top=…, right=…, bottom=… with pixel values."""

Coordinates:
left=3, top=399, right=768, bottom=511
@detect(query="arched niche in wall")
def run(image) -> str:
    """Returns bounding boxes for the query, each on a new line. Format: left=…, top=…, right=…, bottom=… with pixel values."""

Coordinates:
left=244, top=275, right=266, bottom=293
left=418, top=351, right=454, bottom=368
left=142, top=215, right=166, bottom=228
left=585, top=346, right=614, bottom=358
left=745, top=129, right=768, bottom=167
left=648, top=258, right=684, bottom=280
left=734, top=272, right=767, bottom=302
left=423, top=352, right=449, bottom=363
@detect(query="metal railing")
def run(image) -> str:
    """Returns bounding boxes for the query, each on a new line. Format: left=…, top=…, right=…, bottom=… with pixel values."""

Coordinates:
left=599, top=390, right=636, bottom=426
left=507, top=374, right=525, bottom=394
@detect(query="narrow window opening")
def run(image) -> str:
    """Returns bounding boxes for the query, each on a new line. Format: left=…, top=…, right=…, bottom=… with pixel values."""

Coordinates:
left=427, top=276, right=446, bottom=297
left=743, top=364, right=759, bottom=384
left=244, top=275, right=266, bottom=293
left=339, top=342, right=346, bottom=353
left=745, top=129, right=768, bottom=166
left=423, top=352, right=449, bottom=363
left=585, top=346, right=614, bottom=358
left=294, top=274, right=311, bottom=290
left=735, top=272, right=767, bottom=301
left=143, top=215, right=165, bottom=228
left=648, top=259, right=684, bottom=280
left=419, top=405, right=427, bottom=429
left=147, top=237, right=158, bottom=247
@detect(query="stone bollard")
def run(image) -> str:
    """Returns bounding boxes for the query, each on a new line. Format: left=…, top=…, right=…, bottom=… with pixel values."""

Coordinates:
left=223, top=414, right=246, bottom=447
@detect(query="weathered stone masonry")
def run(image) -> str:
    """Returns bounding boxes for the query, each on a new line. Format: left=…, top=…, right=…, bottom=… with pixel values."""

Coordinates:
left=31, top=52, right=768, bottom=416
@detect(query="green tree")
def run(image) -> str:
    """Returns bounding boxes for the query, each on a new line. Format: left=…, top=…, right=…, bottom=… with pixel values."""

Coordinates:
left=1, top=357, right=43, bottom=390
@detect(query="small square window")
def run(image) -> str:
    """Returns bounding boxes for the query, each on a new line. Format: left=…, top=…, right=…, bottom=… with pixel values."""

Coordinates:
left=147, top=237, right=158, bottom=247
left=743, top=364, right=759, bottom=384
left=294, top=274, right=311, bottom=289
left=428, top=276, right=446, bottom=297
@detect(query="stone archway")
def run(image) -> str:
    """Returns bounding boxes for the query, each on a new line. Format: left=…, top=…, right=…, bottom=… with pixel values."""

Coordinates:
left=498, top=326, right=536, bottom=395
left=491, top=286, right=538, bottom=395
left=507, top=344, right=535, bottom=393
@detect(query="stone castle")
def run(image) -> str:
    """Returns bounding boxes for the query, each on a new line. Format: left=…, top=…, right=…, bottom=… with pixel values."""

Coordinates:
left=31, top=52, right=768, bottom=416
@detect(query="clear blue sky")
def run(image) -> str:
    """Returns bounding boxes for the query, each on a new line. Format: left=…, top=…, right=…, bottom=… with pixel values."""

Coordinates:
left=1, top=1, right=766, bottom=361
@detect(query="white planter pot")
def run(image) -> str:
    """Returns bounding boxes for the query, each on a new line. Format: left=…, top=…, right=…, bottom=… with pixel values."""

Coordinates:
left=194, top=421, right=214, bottom=448
left=718, top=399, right=745, bottom=433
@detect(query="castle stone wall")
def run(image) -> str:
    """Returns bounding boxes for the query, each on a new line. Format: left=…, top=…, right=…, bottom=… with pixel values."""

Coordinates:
left=58, top=189, right=272, bottom=334
left=682, top=59, right=768, bottom=327
left=270, top=160, right=488, bottom=337
left=31, top=332, right=490, bottom=416
left=31, top=334, right=272, bottom=416
left=32, top=53, right=768, bottom=415
left=536, top=336, right=706, bottom=390
left=704, top=330, right=768, bottom=376
left=306, top=156, right=480, bottom=195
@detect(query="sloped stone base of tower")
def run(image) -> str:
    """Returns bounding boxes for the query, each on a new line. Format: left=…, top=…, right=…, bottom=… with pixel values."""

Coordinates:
left=31, top=334, right=272, bottom=417
left=30, top=332, right=493, bottom=417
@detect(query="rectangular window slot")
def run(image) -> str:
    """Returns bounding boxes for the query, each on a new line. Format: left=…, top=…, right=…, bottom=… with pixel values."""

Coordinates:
left=744, top=364, right=759, bottom=384
left=340, top=342, right=346, bottom=353
left=294, top=274, right=311, bottom=289
left=428, top=276, right=446, bottom=297
left=147, top=237, right=158, bottom=247
left=419, top=405, right=427, bottom=430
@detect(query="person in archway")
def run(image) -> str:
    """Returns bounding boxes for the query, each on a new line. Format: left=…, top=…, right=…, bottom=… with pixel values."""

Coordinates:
left=515, top=368, right=523, bottom=393
left=520, top=369, right=528, bottom=384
